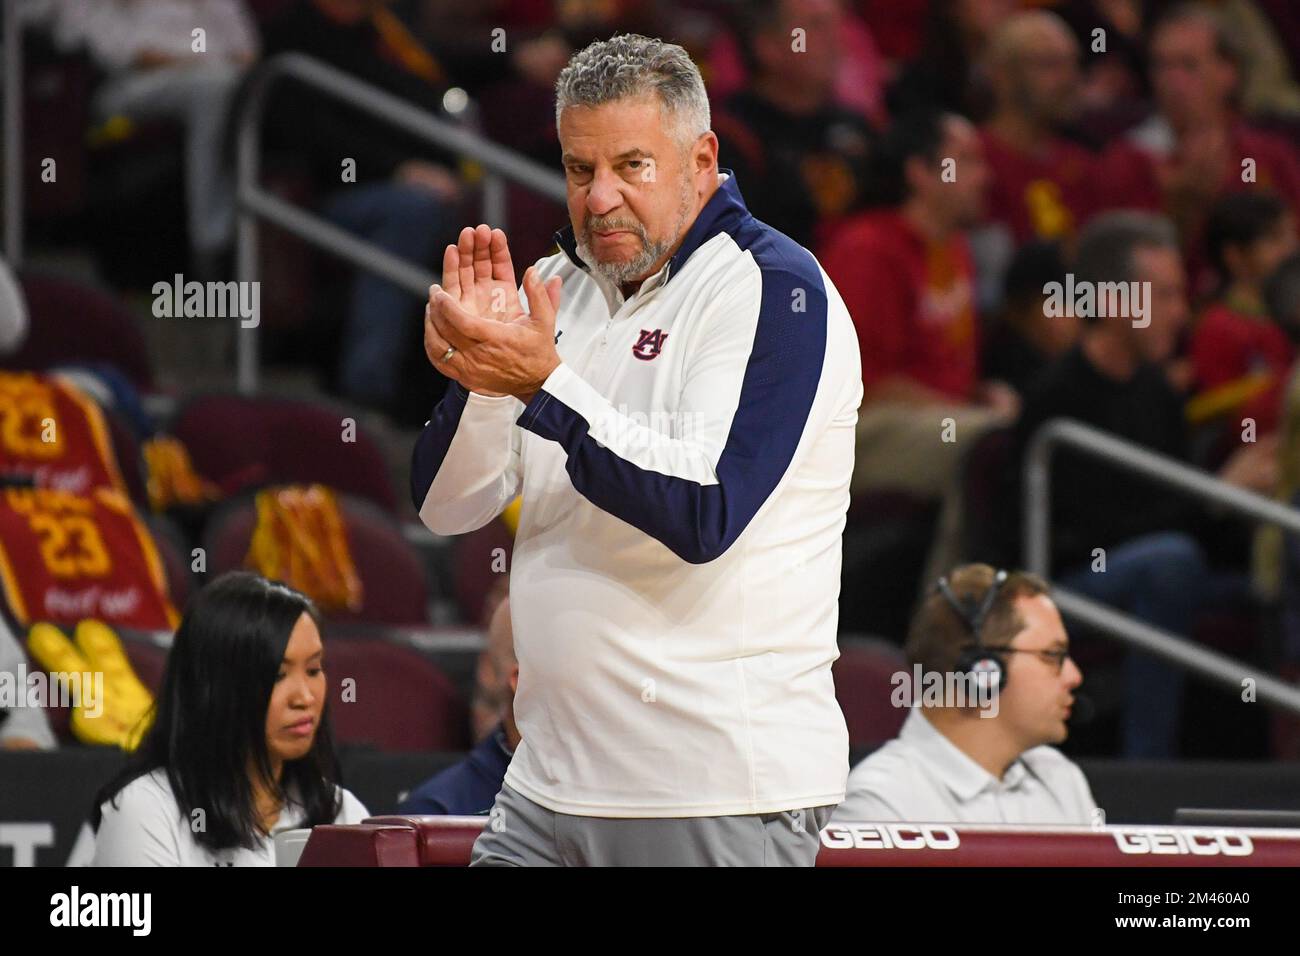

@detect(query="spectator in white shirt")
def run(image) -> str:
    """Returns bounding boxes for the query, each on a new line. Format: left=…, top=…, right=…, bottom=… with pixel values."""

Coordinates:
left=0, top=615, right=56, bottom=751
left=42, top=0, right=259, bottom=273
left=834, top=564, right=1098, bottom=826
left=87, top=572, right=367, bottom=866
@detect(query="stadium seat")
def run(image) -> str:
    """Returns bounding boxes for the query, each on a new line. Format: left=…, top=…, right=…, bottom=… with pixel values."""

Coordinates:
left=202, top=491, right=430, bottom=626
left=0, top=371, right=147, bottom=508
left=168, top=393, right=399, bottom=513
left=28, top=628, right=168, bottom=745
left=104, top=406, right=150, bottom=510
left=451, top=519, right=514, bottom=626
left=145, top=514, right=196, bottom=610
left=833, top=634, right=908, bottom=751
left=4, top=271, right=154, bottom=389
left=316, top=637, right=469, bottom=752
left=118, top=634, right=169, bottom=694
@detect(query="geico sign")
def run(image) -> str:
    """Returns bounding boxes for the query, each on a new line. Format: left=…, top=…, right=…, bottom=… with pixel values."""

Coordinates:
left=1113, top=830, right=1253, bottom=856
left=820, top=823, right=960, bottom=851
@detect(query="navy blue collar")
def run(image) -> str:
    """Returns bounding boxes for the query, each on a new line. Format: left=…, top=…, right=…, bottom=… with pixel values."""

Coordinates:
left=552, top=169, right=750, bottom=289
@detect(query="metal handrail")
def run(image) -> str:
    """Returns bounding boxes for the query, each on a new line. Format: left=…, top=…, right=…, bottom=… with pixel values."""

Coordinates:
left=3, top=0, right=27, bottom=265
left=1024, top=417, right=1300, bottom=715
left=234, top=52, right=567, bottom=393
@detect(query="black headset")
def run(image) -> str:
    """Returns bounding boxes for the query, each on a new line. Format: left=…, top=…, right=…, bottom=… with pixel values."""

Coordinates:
left=935, top=568, right=1010, bottom=695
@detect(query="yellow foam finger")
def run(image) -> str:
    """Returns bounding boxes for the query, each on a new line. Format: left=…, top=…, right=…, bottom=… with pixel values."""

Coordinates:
left=70, top=620, right=155, bottom=750
left=26, top=622, right=86, bottom=676
left=75, top=620, right=145, bottom=692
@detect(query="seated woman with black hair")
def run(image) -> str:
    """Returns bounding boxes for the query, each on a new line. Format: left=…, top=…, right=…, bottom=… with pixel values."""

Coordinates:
left=88, top=572, right=368, bottom=866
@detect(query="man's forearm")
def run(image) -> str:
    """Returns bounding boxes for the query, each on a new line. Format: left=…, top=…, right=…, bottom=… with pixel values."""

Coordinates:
left=411, top=384, right=522, bottom=535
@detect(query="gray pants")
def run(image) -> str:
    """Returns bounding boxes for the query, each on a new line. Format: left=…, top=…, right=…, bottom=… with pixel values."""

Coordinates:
left=94, top=62, right=245, bottom=256
left=470, top=783, right=834, bottom=867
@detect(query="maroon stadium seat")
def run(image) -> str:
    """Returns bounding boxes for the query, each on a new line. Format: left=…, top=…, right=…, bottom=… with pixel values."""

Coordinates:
left=833, top=634, right=908, bottom=751
left=104, top=407, right=149, bottom=510
left=119, top=634, right=169, bottom=694
left=169, top=393, right=398, bottom=514
left=452, top=519, right=514, bottom=626
left=5, top=272, right=154, bottom=389
left=28, top=629, right=169, bottom=745
left=145, top=515, right=195, bottom=610
left=202, top=491, right=430, bottom=626
left=318, top=637, right=469, bottom=752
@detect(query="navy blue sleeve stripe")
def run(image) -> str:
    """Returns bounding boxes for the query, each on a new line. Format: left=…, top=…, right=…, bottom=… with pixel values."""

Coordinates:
left=409, top=382, right=471, bottom=510
left=518, top=231, right=828, bottom=564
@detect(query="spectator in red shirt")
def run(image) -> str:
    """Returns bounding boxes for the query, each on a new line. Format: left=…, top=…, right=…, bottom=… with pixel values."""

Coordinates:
left=1190, top=191, right=1298, bottom=436
left=1097, top=3, right=1300, bottom=296
left=980, top=10, right=1098, bottom=245
left=820, top=109, right=1011, bottom=580
left=822, top=111, right=1003, bottom=414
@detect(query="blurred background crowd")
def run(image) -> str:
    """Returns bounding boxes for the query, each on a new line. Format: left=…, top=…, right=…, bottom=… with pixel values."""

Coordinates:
left=4, top=0, right=1300, bottom=768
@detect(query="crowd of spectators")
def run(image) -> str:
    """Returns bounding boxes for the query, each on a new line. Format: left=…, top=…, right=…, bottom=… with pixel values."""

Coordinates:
left=10, top=0, right=1300, bottom=760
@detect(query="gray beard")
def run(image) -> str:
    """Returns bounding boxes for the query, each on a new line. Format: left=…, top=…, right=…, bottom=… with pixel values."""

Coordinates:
left=575, top=182, right=695, bottom=287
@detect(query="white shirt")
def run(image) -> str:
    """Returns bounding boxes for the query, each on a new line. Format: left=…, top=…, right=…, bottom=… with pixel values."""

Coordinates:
left=87, top=768, right=369, bottom=866
left=413, top=171, right=862, bottom=817
left=833, top=709, right=1098, bottom=825
left=38, top=0, right=259, bottom=72
left=0, top=615, right=56, bottom=749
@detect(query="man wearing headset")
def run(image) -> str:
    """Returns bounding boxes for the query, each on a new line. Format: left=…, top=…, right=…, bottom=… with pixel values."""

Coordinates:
left=833, top=563, right=1098, bottom=825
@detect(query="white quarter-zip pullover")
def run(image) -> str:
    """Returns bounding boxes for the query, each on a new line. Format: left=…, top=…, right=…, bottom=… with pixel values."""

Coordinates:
left=413, top=171, right=862, bottom=816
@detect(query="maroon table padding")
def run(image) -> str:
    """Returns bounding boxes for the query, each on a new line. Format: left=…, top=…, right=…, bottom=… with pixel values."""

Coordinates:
left=295, top=817, right=1300, bottom=866
left=297, top=823, right=420, bottom=867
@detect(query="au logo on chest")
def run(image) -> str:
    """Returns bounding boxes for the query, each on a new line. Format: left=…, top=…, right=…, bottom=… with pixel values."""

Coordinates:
left=632, top=328, right=670, bottom=361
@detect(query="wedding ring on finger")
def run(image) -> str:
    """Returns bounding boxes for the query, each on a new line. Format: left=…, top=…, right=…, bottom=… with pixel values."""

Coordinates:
left=440, top=345, right=457, bottom=363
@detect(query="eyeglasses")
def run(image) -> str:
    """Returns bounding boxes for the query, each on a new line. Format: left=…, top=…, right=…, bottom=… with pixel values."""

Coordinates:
left=1001, top=647, right=1072, bottom=674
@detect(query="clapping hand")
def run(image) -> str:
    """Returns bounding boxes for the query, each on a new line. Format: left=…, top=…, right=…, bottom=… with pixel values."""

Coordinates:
left=424, top=224, right=563, bottom=402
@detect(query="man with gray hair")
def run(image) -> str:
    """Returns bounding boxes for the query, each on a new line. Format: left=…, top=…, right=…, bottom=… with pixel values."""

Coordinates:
left=1008, top=210, right=1274, bottom=758
left=412, top=34, right=862, bottom=865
